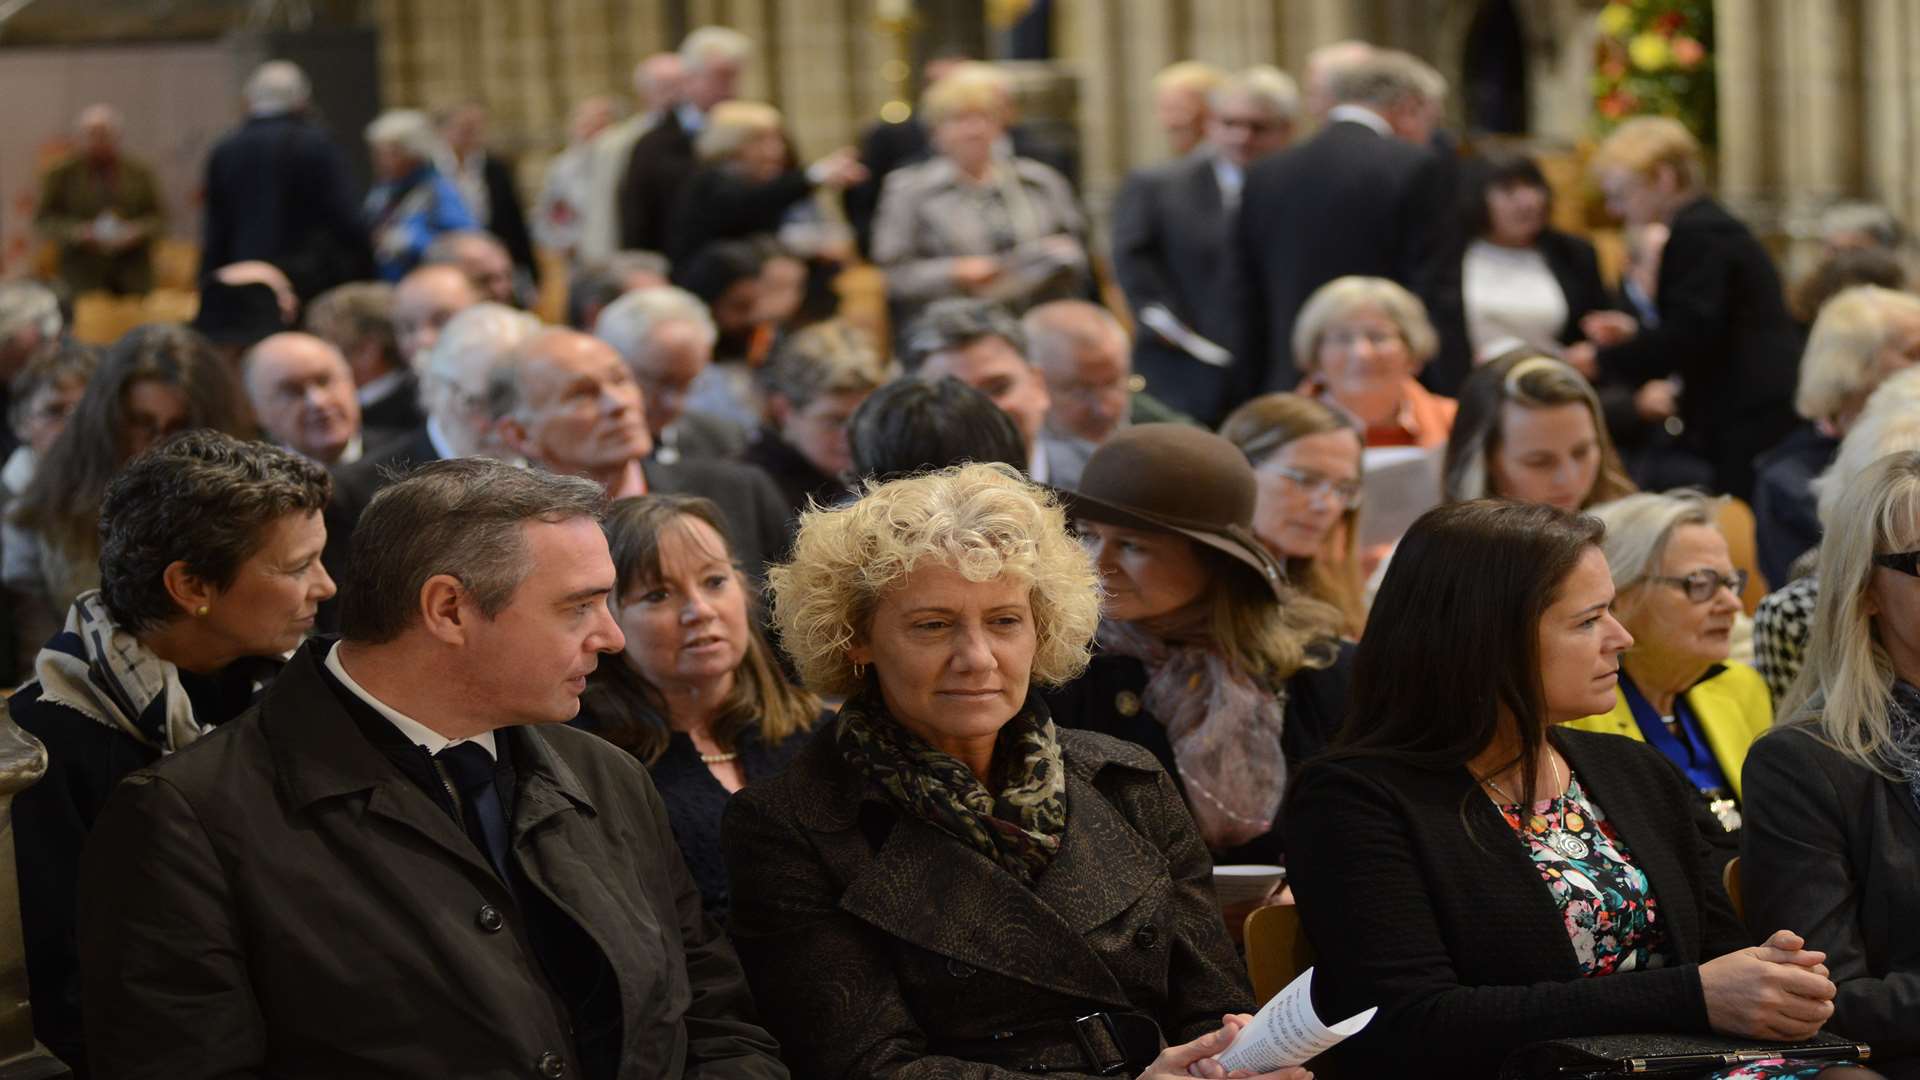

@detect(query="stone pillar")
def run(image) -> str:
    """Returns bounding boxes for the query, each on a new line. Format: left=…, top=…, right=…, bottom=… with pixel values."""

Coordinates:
left=0, top=719, right=66, bottom=1078
left=1713, top=0, right=1771, bottom=215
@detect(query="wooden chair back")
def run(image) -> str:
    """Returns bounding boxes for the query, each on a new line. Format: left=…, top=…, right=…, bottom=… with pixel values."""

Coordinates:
left=1244, top=903, right=1314, bottom=1006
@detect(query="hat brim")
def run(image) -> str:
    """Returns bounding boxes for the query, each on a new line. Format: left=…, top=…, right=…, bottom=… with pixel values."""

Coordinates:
left=1057, top=487, right=1288, bottom=601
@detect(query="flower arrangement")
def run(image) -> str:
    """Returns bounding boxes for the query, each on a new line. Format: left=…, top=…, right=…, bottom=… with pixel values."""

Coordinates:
left=1591, top=0, right=1715, bottom=144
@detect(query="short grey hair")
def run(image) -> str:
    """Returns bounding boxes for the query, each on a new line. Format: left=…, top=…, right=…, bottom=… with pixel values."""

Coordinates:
left=593, top=286, right=717, bottom=366
left=338, top=457, right=605, bottom=644
left=1291, top=276, right=1439, bottom=375
left=244, top=60, right=311, bottom=116
left=1211, top=66, right=1301, bottom=122
left=680, top=25, right=753, bottom=72
left=901, top=298, right=1027, bottom=375
left=1590, top=490, right=1723, bottom=592
left=1021, top=300, right=1127, bottom=374
left=1328, top=48, right=1446, bottom=110
left=99, top=430, right=332, bottom=634
left=365, top=108, right=444, bottom=163
left=423, top=229, right=507, bottom=268
left=760, top=320, right=897, bottom=409
left=304, top=282, right=397, bottom=364
left=1814, top=367, right=1920, bottom=528
left=1795, top=285, right=1920, bottom=421
left=422, top=302, right=541, bottom=427
left=0, top=281, right=62, bottom=344
left=1820, top=201, right=1904, bottom=250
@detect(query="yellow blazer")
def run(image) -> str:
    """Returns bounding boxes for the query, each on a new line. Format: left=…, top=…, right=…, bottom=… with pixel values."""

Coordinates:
left=1565, top=662, right=1773, bottom=800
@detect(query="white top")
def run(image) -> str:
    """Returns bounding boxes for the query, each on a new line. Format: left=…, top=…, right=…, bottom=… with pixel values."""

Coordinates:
left=1461, top=239, right=1569, bottom=363
left=325, top=641, right=496, bottom=759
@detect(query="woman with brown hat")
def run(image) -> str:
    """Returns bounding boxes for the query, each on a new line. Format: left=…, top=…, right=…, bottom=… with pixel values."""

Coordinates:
left=1043, top=423, right=1353, bottom=868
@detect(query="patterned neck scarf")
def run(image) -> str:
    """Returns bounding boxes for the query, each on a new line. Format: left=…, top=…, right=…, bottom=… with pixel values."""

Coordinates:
left=836, top=687, right=1067, bottom=886
left=1097, top=606, right=1289, bottom=852
left=1885, top=681, right=1920, bottom=818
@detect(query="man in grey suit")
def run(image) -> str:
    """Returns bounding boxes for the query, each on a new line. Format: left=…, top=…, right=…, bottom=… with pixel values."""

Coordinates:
left=1110, top=69, right=1299, bottom=425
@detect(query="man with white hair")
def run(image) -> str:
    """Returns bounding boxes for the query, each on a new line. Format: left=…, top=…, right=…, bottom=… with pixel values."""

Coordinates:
left=579, top=54, right=685, bottom=263
left=618, top=26, right=753, bottom=252
left=34, top=104, right=164, bottom=295
left=1234, top=47, right=1451, bottom=395
left=1111, top=66, right=1300, bottom=423
left=0, top=282, right=63, bottom=460
left=1301, top=39, right=1375, bottom=124
left=364, top=109, right=478, bottom=282
left=242, top=332, right=367, bottom=466
left=594, top=285, right=748, bottom=462
left=489, top=327, right=791, bottom=582
left=319, top=302, right=542, bottom=627
left=201, top=60, right=371, bottom=300
left=1023, top=300, right=1188, bottom=490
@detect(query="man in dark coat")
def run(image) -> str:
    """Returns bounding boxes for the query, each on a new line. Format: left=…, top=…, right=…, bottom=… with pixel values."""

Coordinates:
left=1111, top=70, right=1297, bottom=425
left=1231, top=49, right=1450, bottom=399
left=78, top=458, right=788, bottom=1080
left=438, top=102, right=539, bottom=284
left=618, top=26, right=753, bottom=253
left=199, top=61, right=372, bottom=302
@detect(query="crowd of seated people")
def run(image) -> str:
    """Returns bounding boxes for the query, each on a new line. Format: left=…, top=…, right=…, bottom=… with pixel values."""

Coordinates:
left=2, top=23, right=1917, bottom=1080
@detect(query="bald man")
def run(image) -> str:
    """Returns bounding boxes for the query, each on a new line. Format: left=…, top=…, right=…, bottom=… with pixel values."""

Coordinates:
left=243, top=332, right=366, bottom=465
left=392, top=263, right=480, bottom=368
left=1025, top=300, right=1192, bottom=489
left=34, top=104, right=164, bottom=295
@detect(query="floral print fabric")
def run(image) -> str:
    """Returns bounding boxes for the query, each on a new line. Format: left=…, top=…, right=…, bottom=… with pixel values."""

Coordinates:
left=1708, top=1059, right=1858, bottom=1079
left=1494, top=773, right=1669, bottom=977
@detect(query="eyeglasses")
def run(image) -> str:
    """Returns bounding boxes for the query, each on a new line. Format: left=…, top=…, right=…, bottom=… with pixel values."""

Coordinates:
left=1651, top=569, right=1748, bottom=603
left=1874, top=550, right=1920, bottom=577
left=1267, top=464, right=1363, bottom=508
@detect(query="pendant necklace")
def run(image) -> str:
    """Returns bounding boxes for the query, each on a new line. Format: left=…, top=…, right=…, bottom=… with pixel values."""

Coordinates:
left=1483, top=752, right=1589, bottom=860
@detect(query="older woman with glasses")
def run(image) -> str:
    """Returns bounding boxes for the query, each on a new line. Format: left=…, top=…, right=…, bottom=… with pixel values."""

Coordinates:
left=1567, top=491, right=1771, bottom=846
left=1220, top=393, right=1367, bottom=636
left=1292, top=275, right=1456, bottom=449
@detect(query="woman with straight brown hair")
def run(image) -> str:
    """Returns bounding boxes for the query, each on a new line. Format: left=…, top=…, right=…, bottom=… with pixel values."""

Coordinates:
left=577, top=493, right=822, bottom=916
left=1221, top=392, right=1367, bottom=637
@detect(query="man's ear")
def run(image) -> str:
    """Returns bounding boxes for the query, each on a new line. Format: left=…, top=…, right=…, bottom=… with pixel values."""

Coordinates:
left=417, top=574, right=473, bottom=646
left=495, top=414, right=532, bottom=459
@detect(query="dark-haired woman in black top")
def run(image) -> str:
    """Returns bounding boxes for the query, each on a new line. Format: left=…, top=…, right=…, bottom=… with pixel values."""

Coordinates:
left=1284, top=500, right=1848, bottom=1079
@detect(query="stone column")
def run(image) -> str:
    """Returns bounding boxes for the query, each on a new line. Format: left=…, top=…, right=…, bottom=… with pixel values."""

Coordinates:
left=1713, top=0, right=1771, bottom=216
left=0, top=718, right=66, bottom=1078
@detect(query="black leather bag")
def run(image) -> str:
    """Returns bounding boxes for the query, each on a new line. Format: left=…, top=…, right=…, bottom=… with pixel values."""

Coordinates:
left=1499, top=1031, right=1870, bottom=1078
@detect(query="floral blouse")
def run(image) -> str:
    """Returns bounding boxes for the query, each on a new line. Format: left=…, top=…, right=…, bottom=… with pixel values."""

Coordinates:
left=1494, top=774, right=1669, bottom=976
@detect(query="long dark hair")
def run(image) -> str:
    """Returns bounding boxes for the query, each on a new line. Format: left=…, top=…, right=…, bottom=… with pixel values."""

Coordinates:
left=12, top=324, right=248, bottom=567
left=583, top=494, right=819, bottom=764
left=1333, top=499, right=1604, bottom=811
left=1457, top=149, right=1552, bottom=241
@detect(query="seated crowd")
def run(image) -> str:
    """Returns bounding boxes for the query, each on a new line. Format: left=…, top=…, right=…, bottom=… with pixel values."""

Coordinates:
left=1, top=26, right=1916, bottom=1080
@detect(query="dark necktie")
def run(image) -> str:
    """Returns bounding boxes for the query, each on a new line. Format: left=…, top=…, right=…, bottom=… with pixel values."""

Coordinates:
left=436, top=742, right=512, bottom=882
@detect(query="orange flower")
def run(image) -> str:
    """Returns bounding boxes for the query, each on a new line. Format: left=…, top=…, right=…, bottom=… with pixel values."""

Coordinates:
left=1672, top=36, right=1706, bottom=68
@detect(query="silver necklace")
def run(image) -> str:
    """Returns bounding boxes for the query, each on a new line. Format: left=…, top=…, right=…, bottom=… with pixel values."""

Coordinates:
left=1483, top=752, right=1590, bottom=860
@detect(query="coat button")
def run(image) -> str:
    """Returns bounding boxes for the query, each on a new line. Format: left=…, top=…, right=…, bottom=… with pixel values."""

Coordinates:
left=1133, top=925, right=1160, bottom=949
left=476, top=904, right=505, bottom=933
left=946, top=958, right=976, bottom=978
left=536, top=1051, right=566, bottom=1077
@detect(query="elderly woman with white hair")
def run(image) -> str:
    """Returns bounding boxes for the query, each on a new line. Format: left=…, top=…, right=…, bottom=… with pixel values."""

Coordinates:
left=362, top=108, right=476, bottom=281
left=1293, top=275, right=1457, bottom=448
left=722, top=463, right=1295, bottom=1080
left=872, top=62, right=1089, bottom=319
left=1566, top=491, right=1771, bottom=847
left=1742, top=450, right=1920, bottom=1078
left=668, top=100, right=865, bottom=264
left=1754, top=367, right=1920, bottom=701
left=1754, top=284, right=1920, bottom=586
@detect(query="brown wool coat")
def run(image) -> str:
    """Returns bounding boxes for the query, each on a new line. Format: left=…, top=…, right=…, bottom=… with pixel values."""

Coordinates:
left=721, top=718, right=1252, bottom=1079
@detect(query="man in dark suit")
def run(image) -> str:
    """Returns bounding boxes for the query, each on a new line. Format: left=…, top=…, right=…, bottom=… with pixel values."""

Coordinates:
left=305, top=281, right=427, bottom=445
left=79, top=458, right=788, bottom=1079
left=492, top=329, right=792, bottom=581
left=618, top=26, right=753, bottom=253
left=438, top=102, right=538, bottom=286
left=200, top=61, right=372, bottom=302
left=1111, top=69, right=1298, bottom=425
left=1232, top=49, right=1450, bottom=399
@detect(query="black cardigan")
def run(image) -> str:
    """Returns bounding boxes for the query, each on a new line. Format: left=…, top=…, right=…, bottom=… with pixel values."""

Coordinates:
left=1424, top=227, right=1613, bottom=397
left=1741, top=725, right=1920, bottom=1077
left=1040, top=641, right=1354, bottom=866
left=1283, top=727, right=1749, bottom=1079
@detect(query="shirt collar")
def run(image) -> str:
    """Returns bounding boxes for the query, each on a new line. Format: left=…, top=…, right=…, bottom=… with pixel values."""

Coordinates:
left=358, top=368, right=407, bottom=406
left=325, top=641, right=496, bottom=759
left=1327, top=104, right=1393, bottom=137
left=335, top=432, right=364, bottom=467
left=1027, top=439, right=1050, bottom=485
left=425, top=415, right=459, bottom=460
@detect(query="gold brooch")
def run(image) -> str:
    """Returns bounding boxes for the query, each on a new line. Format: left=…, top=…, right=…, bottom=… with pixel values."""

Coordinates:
left=1114, top=690, right=1141, bottom=717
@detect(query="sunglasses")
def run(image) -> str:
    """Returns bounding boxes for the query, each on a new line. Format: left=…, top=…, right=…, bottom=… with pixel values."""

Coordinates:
left=1874, top=550, right=1920, bottom=577
left=1651, top=568, right=1747, bottom=603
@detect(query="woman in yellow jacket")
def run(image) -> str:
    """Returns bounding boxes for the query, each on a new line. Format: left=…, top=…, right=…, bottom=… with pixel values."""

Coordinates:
left=1569, top=491, right=1772, bottom=844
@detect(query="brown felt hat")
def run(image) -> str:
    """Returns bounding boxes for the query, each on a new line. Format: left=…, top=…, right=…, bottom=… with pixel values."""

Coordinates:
left=1060, top=423, right=1287, bottom=599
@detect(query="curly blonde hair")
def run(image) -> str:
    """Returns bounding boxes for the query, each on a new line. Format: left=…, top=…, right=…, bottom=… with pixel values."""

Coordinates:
left=768, top=462, right=1101, bottom=698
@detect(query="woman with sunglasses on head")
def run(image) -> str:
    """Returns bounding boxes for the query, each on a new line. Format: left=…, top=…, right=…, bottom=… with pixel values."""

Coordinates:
left=1742, top=450, right=1920, bottom=1079
left=1442, top=349, right=1636, bottom=512
left=1566, top=492, right=1771, bottom=856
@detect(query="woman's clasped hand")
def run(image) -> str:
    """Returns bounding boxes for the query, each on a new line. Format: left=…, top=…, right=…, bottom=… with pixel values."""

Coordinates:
left=1699, top=930, right=1837, bottom=1042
